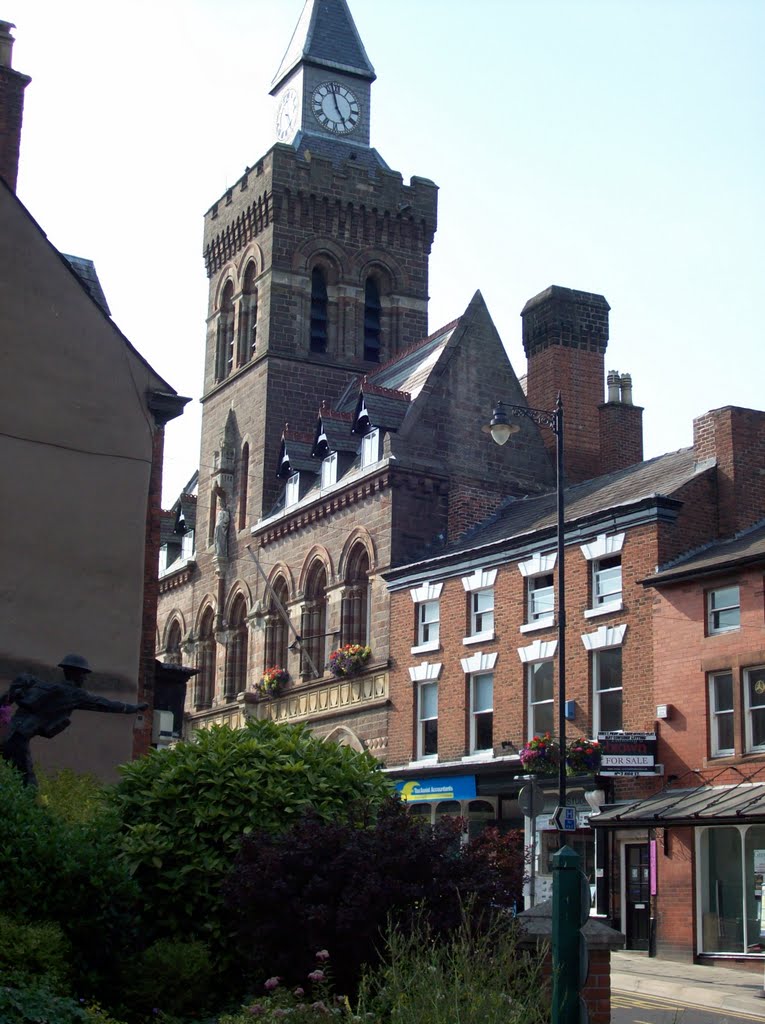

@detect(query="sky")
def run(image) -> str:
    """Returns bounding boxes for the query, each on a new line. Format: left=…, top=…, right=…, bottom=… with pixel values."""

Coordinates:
left=11, top=0, right=765, bottom=505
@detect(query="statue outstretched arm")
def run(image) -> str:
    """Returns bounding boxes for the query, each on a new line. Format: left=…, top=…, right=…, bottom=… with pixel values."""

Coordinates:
left=74, top=692, right=149, bottom=715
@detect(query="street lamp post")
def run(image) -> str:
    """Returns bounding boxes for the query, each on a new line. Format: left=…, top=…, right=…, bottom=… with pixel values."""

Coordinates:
left=483, top=392, right=566, bottom=806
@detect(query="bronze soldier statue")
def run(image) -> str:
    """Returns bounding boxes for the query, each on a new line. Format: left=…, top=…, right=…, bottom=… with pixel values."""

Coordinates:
left=0, top=654, right=148, bottom=786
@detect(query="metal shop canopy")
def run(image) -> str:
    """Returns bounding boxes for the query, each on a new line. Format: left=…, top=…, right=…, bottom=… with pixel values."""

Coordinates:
left=591, top=783, right=765, bottom=830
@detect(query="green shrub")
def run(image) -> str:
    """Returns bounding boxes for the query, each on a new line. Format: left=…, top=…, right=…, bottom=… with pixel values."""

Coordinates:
left=0, top=914, right=72, bottom=993
left=0, top=985, right=128, bottom=1024
left=110, top=720, right=392, bottom=943
left=38, top=767, right=108, bottom=824
left=0, top=761, right=139, bottom=997
left=119, top=938, right=214, bottom=1018
left=356, top=904, right=550, bottom=1024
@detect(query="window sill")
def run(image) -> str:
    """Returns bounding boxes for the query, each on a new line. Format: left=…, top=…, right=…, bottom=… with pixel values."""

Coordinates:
left=584, top=600, right=623, bottom=620
left=462, top=751, right=494, bottom=763
left=520, top=617, right=554, bottom=634
left=411, top=640, right=441, bottom=655
left=707, top=626, right=741, bottom=637
left=408, top=756, right=438, bottom=768
left=463, top=631, right=495, bottom=646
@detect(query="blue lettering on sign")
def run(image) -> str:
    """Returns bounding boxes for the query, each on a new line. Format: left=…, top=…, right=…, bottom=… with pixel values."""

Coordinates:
left=395, top=775, right=477, bottom=802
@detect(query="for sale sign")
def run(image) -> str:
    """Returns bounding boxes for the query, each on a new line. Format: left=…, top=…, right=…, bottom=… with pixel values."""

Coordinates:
left=597, top=732, right=658, bottom=775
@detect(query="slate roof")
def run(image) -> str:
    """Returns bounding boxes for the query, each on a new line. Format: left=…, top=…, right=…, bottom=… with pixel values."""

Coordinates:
left=312, top=410, right=356, bottom=457
left=271, top=0, right=376, bottom=91
left=277, top=432, right=318, bottom=477
left=352, top=385, right=410, bottom=434
left=647, top=519, right=765, bottom=585
left=389, top=448, right=716, bottom=574
left=62, top=254, right=111, bottom=316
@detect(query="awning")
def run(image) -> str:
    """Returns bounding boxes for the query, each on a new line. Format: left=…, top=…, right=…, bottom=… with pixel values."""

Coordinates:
left=591, top=782, right=765, bottom=829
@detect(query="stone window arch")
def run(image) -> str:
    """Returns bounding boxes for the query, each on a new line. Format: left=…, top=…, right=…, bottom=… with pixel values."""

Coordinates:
left=301, top=560, right=328, bottom=678
left=224, top=594, right=248, bottom=698
left=310, top=265, right=329, bottom=353
left=264, top=575, right=290, bottom=671
left=215, top=280, right=235, bottom=382
left=238, top=261, right=258, bottom=365
left=341, top=544, right=370, bottom=647
left=165, top=619, right=182, bottom=666
left=195, top=607, right=216, bottom=709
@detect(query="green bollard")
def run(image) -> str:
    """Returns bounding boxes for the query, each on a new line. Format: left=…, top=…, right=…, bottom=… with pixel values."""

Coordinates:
left=552, top=845, right=583, bottom=1024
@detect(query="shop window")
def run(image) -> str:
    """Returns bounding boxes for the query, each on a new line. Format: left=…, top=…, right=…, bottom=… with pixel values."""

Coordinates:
left=528, top=660, right=554, bottom=738
left=468, top=589, right=494, bottom=640
left=745, top=666, right=765, bottom=753
left=707, top=585, right=740, bottom=635
left=470, top=672, right=493, bottom=753
left=361, top=428, right=380, bottom=468
left=310, top=266, right=328, bottom=352
left=699, top=825, right=765, bottom=954
left=418, top=681, right=438, bottom=759
left=593, top=647, right=623, bottom=733
left=709, top=671, right=735, bottom=757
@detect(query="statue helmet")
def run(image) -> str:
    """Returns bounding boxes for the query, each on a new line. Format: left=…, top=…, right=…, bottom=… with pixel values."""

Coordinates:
left=58, top=654, right=92, bottom=674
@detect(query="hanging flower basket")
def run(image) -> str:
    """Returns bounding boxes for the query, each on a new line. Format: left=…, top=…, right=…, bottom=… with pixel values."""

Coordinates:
left=327, top=643, right=372, bottom=678
left=519, top=732, right=560, bottom=775
left=255, top=666, right=289, bottom=698
left=566, top=737, right=601, bottom=775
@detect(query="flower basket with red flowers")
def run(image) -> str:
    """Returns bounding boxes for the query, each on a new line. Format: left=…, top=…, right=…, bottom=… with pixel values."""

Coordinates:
left=566, top=737, right=601, bottom=775
left=327, top=643, right=371, bottom=678
left=255, top=666, right=289, bottom=698
left=519, top=732, right=560, bottom=775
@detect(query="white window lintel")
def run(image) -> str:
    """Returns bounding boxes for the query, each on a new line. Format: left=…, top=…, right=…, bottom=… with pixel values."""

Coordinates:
left=409, top=661, right=442, bottom=683
left=518, top=638, right=558, bottom=664
left=518, top=551, right=557, bottom=578
left=461, top=651, right=498, bottom=674
left=410, top=581, right=443, bottom=603
left=581, top=623, right=627, bottom=651
left=580, top=532, right=625, bottom=562
left=462, top=568, right=498, bottom=592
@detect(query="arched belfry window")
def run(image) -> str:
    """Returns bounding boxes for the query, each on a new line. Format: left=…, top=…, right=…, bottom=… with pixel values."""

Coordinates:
left=363, top=277, right=381, bottom=362
left=264, top=576, right=290, bottom=671
left=341, top=545, right=370, bottom=647
left=238, top=262, right=258, bottom=365
left=310, top=266, right=328, bottom=353
left=165, top=619, right=182, bottom=666
left=238, top=443, right=249, bottom=531
left=195, top=608, right=216, bottom=709
left=224, top=594, right=248, bottom=697
left=215, top=281, right=235, bottom=382
left=301, top=561, right=328, bottom=678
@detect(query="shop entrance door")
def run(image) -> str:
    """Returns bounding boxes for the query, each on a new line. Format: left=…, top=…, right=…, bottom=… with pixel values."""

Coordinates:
left=625, top=844, right=650, bottom=950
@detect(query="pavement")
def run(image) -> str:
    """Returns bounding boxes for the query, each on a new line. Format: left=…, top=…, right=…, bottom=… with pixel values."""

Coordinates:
left=612, top=949, right=765, bottom=1018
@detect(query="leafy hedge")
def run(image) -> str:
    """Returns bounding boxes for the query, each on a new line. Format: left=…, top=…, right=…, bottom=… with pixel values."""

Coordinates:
left=110, top=720, right=393, bottom=942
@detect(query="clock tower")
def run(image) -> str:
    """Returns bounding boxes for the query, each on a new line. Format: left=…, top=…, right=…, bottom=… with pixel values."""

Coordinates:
left=196, top=0, right=438, bottom=546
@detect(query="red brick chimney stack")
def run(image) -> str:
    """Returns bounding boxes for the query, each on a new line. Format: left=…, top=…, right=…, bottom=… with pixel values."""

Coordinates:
left=693, top=406, right=765, bottom=537
left=598, top=369, right=644, bottom=475
left=522, top=285, right=610, bottom=483
left=0, top=21, right=31, bottom=193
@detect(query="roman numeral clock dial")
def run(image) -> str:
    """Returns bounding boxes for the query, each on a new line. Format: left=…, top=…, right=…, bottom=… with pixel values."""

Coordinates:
left=312, top=82, right=360, bottom=135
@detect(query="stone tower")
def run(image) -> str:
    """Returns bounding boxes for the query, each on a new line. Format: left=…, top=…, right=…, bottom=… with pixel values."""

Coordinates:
left=197, top=0, right=438, bottom=555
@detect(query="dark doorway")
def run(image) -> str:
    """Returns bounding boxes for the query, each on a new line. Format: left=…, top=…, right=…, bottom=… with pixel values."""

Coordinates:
left=625, top=843, right=650, bottom=950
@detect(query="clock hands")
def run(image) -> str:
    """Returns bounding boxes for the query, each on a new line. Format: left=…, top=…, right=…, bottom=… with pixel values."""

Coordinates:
left=328, top=83, right=346, bottom=125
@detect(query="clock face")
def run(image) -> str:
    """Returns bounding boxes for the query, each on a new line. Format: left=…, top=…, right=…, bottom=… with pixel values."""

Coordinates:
left=311, top=81, right=360, bottom=135
left=275, top=88, right=299, bottom=142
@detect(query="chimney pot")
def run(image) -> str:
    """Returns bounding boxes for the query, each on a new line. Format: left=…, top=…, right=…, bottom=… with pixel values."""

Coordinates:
left=607, top=370, right=621, bottom=403
left=0, top=21, right=15, bottom=68
left=620, top=373, right=633, bottom=406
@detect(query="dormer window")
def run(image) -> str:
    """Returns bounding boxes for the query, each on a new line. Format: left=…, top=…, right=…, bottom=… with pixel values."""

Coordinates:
left=285, top=472, right=300, bottom=508
left=181, top=529, right=195, bottom=560
left=361, top=428, right=380, bottom=468
left=321, top=452, right=337, bottom=489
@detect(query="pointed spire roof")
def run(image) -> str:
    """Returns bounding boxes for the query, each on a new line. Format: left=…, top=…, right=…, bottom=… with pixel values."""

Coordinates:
left=271, top=0, right=376, bottom=93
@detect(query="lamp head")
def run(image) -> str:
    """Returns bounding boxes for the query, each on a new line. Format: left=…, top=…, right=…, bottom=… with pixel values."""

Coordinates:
left=482, top=401, right=520, bottom=446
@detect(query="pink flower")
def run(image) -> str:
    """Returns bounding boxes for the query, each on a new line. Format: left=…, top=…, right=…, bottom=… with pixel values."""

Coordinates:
left=293, top=987, right=305, bottom=997
left=308, top=970, right=325, bottom=982
left=248, top=1005, right=264, bottom=1016
left=315, top=949, right=330, bottom=962
left=264, top=976, right=281, bottom=991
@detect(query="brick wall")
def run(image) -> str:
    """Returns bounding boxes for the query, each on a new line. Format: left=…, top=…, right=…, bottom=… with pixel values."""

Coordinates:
left=693, top=406, right=765, bottom=536
left=0, top=24, right=30, bottom=193
left=599, top=402, right=644, bottom=474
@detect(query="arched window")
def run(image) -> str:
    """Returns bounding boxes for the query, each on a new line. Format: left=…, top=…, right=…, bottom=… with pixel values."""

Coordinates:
left=264, top=576, right=290, bottom=671
left=301, top=561, right=327, bottom=678
left=238, top=262, right=258, bottom=365
left=363, top=277, right=381, bottom=362
left=165, top=619, right=182, bottom=666
left=195, top=608, right=216, bottom=709
left=341, top=545, right=370, bottom=647
left=310, top=266, right=328, bottom=352
left=238, top=443, right=249, bottom=531
left=215, top=281, right=235, bottom=382
left=224, top=594, right=248, bottom=698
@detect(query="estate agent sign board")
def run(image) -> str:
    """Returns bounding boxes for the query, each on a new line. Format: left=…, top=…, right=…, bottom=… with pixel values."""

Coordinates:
left=597, top=732, right=658, bottom=776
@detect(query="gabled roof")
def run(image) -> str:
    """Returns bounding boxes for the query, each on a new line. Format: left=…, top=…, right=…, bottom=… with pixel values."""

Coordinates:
left=271, top=0, right=376, bottom=92
left=276, top=431, right=318, bottom=478
left=646, top=519, right=765, bottom=586
left=312, top=409, right=356, bottom=457
left=352, top=384, right=410, bottom=434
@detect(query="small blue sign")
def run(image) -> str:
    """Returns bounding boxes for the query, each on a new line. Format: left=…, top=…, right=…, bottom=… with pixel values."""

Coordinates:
left=395, top=775, right=477, bottom=802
